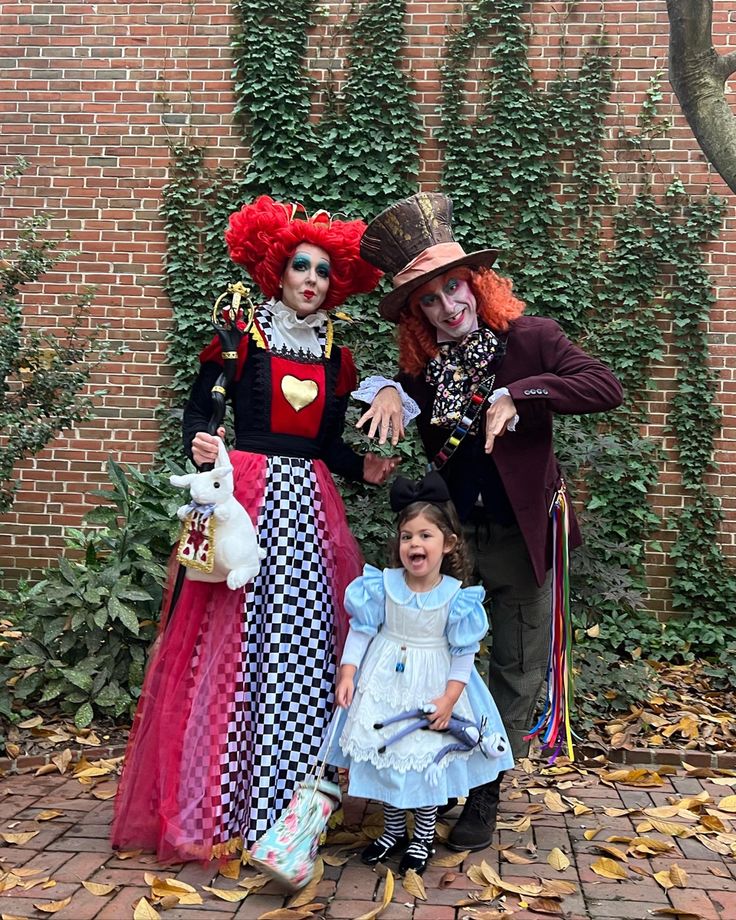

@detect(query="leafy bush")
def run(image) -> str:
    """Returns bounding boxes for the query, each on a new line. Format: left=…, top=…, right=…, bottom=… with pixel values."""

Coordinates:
left=573, top=638, right=657, bottom=735
left=0, top=460, right=183, bottom=731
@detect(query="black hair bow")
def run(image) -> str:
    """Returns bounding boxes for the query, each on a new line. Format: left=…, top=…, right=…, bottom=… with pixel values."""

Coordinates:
left=389, top=472, right=451, bottom=512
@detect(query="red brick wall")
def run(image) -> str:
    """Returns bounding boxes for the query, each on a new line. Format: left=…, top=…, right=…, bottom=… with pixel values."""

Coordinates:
left=1, top=2, right=734, bottom=613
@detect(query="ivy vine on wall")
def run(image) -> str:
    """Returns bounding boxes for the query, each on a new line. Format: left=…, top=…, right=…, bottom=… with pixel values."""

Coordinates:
left=160, top=0, right=735, bottom=663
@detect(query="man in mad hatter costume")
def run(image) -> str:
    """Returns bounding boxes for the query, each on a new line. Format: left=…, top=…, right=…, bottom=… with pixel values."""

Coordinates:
left=354, top=193, right=623, bottom=851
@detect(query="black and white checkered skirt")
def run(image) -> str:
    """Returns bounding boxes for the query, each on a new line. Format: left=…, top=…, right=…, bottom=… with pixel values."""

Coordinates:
left=216, top=455, right=338, bottom=848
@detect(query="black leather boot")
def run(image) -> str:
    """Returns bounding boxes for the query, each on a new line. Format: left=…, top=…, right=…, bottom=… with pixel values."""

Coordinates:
left=446, top=775, right=503, bottom=852
left=437, top=797, right=458, bottom=816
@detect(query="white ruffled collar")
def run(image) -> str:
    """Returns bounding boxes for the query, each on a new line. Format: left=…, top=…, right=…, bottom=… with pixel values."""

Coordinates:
left=264, top=298, right=328, bottom=330
left=262, top=298, right=328, bottom=356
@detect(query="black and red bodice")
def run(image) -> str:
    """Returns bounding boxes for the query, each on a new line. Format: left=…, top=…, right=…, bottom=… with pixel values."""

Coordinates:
left=183, top=308, right=364, bottom=481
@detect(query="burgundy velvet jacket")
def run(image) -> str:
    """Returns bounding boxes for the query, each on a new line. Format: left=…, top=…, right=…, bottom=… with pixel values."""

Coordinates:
left=398, top=315, right=624, bottom=587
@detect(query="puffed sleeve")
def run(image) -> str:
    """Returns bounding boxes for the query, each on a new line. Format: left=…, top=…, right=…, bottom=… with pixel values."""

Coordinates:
left=446, top=585, right=488, bottom=656
left=341, top=565, right=386, bottom=667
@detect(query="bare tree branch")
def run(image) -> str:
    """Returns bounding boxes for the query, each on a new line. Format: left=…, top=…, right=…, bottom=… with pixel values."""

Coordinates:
left=667, top=0, right=736, bottom=195
left=720, top=51, right=736, bottom=81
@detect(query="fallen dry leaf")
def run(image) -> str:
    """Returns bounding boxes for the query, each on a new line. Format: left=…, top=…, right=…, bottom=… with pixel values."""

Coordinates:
left=593, top=843, right=628, bottom=862
left=257, top=911, right=317, bottom=920
left=32, top=897, right=73, bottom=914
left=82, top=881, right=117, bottom=896
left=644, top=805, right=684, bottom=819
left=636, top=817, right=694, bottom=838
left=354, top=868, right=394, bottom=920
left=439, top=871, right=457, bottom=888
left=628, top=836, right=674, bottom=855
left=146, top=874, right=202, bottom=905
left=402, top=868, right=426, bottom=900
left=237, top=872, right=269, bottom=892
left=115, top=849, right=143, bottom=860
left=547, top=847, right=570, bottom=871
left=716, top=794, right=736, bottom=813
left=202, top=885, right=248, bottom=902
left=35, top=811, right=63, bottom=822
left=133, top=898, right=161, bottom=920
left=651, top=910, right=704, bottom=920
left=501, top=848, right=536, bottom=864
left=583, top=828, right=603, bottom=840
left=590, top=857, right=628, bottom=880
left=669, top=864, right=689, bottom=888
left=698, top=814, right=726, bottom=833
left=695, top=834, right=731, bottom=855
left=34, top=764, right=61, bottom=777
left=654, top=869, right=675, bottom=891
left=527, top=897, right=564, bottom=915
left=496, top=815, right=532, bottom=832
left=538, top=878, right=577, bottom=896
left=320, top=852, right=350, bottom=867
left=218, top=859, right=241, bottom=880
left=50, top=750, right=72, bottom=775
left=543, top=791, right=569, bottom=813
left=463, top=912, right=507, bottom=920
left=2, top=832, right=39, bottom=846
left=431, top=850, right=469, bottom=867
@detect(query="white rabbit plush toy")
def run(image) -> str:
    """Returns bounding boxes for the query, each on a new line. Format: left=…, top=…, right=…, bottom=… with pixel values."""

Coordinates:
left=171, top=438, right=265, bottom=590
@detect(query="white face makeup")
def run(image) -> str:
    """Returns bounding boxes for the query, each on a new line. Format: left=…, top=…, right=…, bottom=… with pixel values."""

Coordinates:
left=411, top=271, right=478, bottom=342
left=281, top=243, right=331, bottom=316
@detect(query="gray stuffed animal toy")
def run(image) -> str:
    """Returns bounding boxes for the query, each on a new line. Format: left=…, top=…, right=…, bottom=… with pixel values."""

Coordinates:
left=374, top=705, right=508, bottom=786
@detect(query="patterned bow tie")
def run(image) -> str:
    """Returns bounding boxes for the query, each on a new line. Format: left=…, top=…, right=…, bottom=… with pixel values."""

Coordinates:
left=425, top=327, right=504, bottom=429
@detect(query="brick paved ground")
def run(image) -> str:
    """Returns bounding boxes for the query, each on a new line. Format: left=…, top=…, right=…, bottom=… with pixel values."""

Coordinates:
left=1, top=762, right=735, bottom=919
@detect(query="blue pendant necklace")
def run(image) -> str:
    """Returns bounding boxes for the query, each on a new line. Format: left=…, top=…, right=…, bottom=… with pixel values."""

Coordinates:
left=396, top=574, right=443, bottom=673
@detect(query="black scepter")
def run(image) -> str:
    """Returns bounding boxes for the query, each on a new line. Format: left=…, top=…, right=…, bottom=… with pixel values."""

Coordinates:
left=167, top=283, right=256, bottom=620
left=199, top=281, right=255, bottom=470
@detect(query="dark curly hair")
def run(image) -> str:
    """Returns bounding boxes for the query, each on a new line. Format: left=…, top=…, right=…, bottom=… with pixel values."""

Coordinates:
left=225, top=195, right=382, bottom=311
left=390, top=500, right=474, bottom=587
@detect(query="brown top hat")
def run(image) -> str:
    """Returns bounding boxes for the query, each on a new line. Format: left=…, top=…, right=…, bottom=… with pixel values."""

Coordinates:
left=359, top=192, right=498, bottom=322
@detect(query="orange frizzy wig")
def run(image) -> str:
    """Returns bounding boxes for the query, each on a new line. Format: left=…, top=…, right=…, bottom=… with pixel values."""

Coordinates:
left=225, top=196, right=383, bottom=311
left=397, top=268, right=526, bottom=376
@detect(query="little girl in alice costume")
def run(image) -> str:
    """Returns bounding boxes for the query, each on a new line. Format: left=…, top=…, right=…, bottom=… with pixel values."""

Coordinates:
left=324, top=472, right=514, bottom=875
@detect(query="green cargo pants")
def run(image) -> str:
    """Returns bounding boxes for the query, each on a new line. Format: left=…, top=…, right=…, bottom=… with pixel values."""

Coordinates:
left=466, top=520, right=552, bottom=760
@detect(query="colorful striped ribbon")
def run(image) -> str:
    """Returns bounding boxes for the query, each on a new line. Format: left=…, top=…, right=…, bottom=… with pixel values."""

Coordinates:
left=429, top=375, right=496, bottom=472
left=525, top=481, right=574, bottom=762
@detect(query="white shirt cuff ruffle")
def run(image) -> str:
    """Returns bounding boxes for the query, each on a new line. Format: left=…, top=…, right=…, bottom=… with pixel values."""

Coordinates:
left=353, top=375, right=421, bottom=427
left=489, top=387, right=518, bottom=432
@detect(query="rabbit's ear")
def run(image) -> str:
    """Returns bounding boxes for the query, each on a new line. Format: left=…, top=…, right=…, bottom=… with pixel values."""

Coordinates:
left=212, top=465, right=231, bottom=478
left=216, top=438, right=230, bottom=467
left=170, top=474, right=194, bottom=487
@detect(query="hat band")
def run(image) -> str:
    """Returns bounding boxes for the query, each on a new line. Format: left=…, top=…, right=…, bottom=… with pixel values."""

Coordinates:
left=392, top=241, right=469, bottom=290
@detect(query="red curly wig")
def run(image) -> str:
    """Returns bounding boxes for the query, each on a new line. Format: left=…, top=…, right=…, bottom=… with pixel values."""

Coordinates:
left=225, top=196, right=382, bottom=311
left=397, top=267, right=526, bottom=376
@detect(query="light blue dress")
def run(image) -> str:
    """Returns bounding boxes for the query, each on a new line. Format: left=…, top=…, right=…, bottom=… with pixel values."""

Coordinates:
left=324, top=566, right=514, bottom=809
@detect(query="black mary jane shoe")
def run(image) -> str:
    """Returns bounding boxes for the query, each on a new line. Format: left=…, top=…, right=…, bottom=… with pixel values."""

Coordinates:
left=398, top=839, right=435, bottom=877
left=360, top=833, right=411, bottom=866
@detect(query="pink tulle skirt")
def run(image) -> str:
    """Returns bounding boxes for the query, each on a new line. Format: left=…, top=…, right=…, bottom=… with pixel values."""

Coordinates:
left=111, top=452, right=362, bottom=863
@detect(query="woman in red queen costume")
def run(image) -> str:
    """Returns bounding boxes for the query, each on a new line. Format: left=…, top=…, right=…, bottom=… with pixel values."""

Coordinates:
left=112, top=196, right=395, bottom=863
